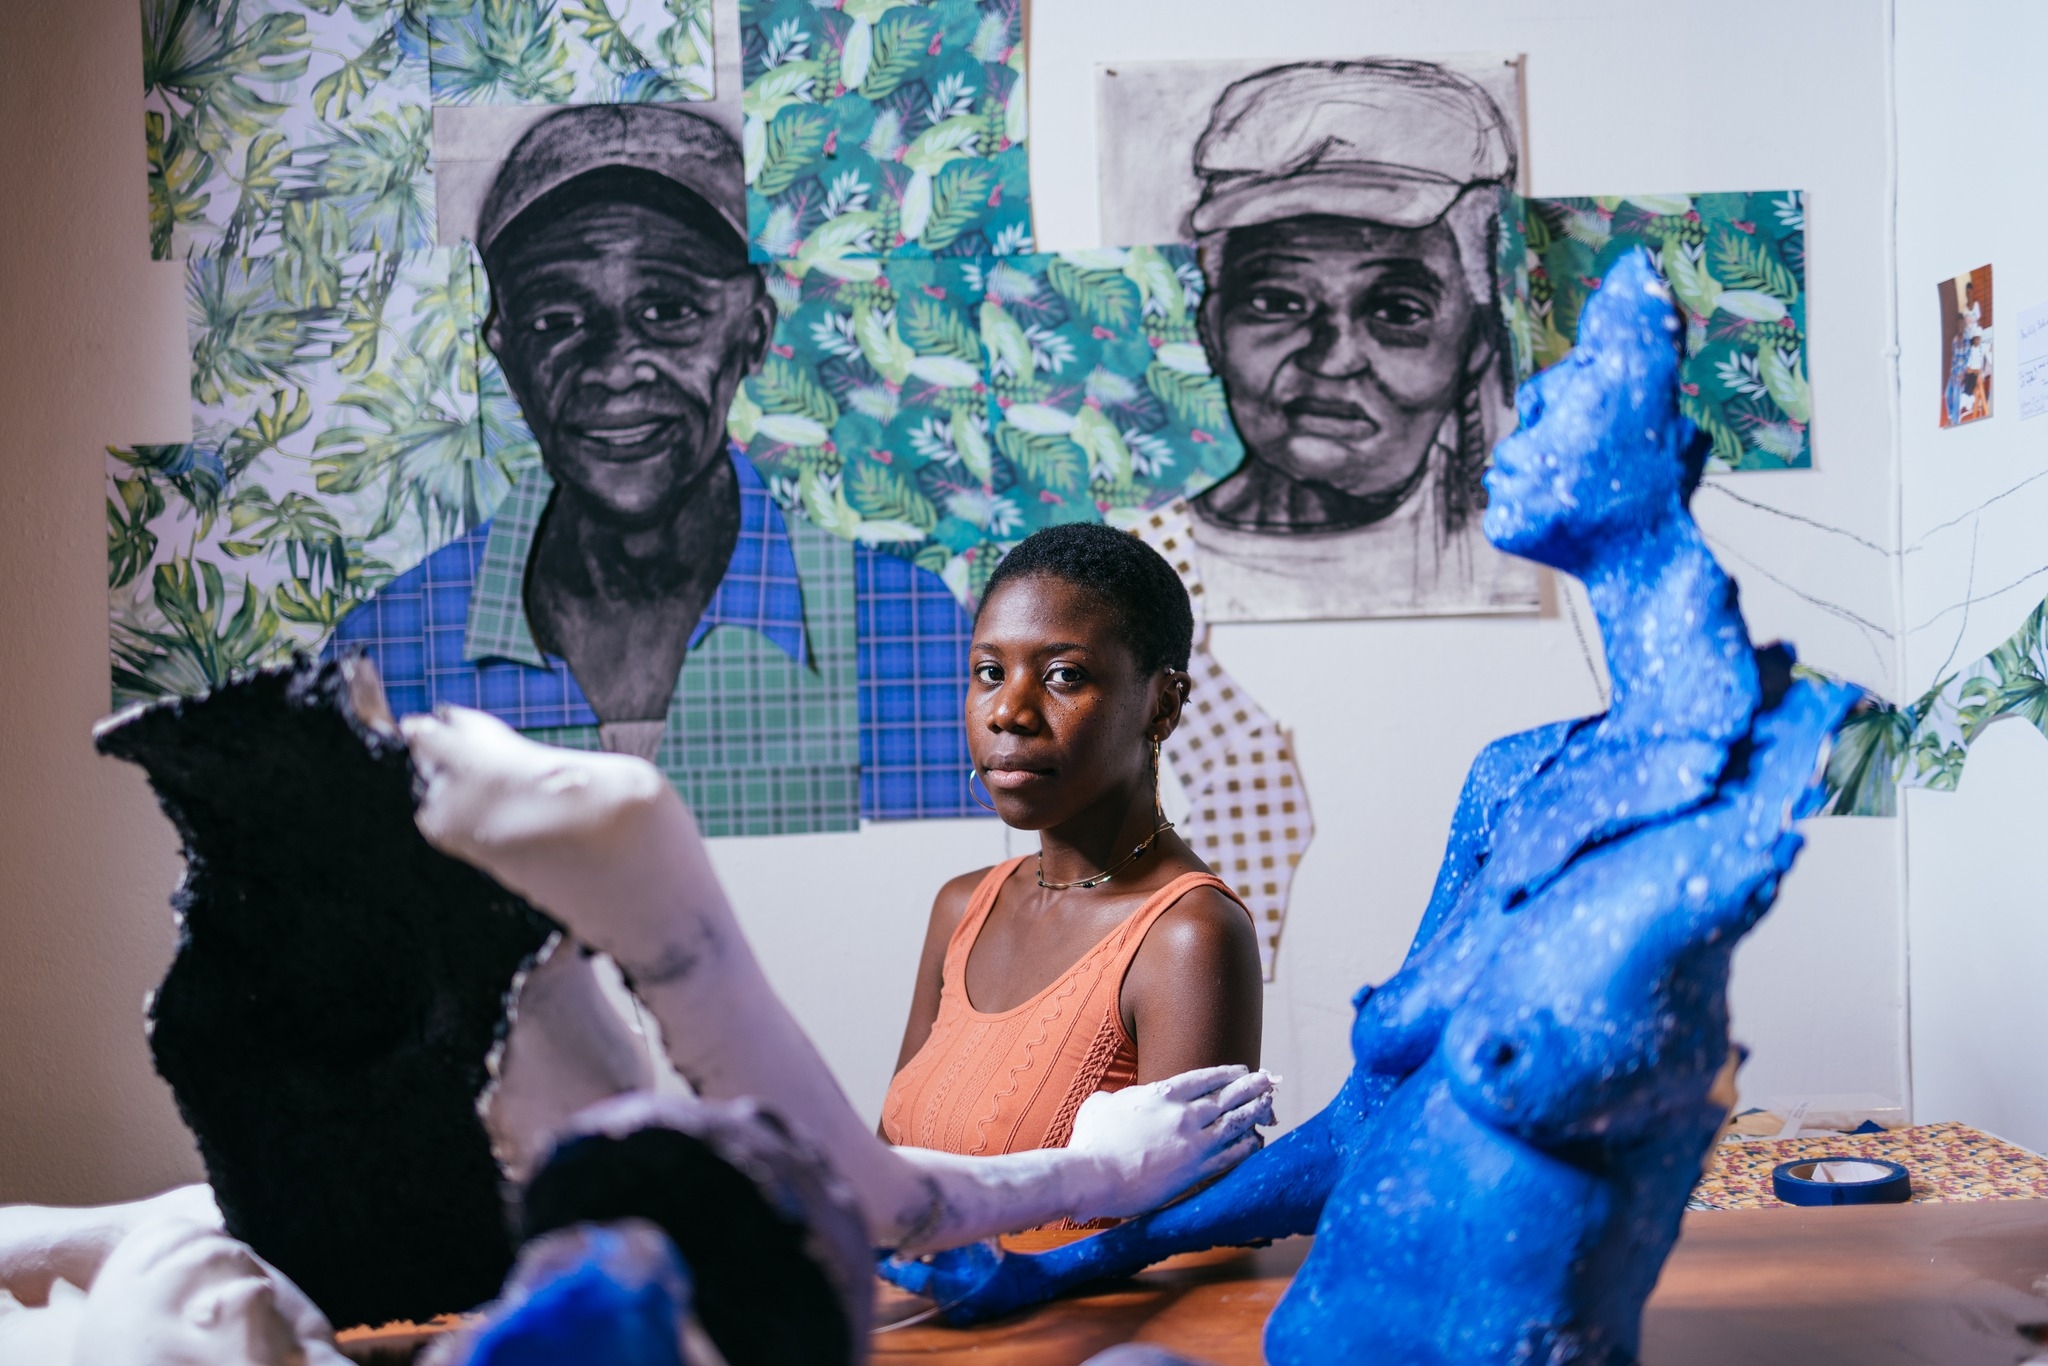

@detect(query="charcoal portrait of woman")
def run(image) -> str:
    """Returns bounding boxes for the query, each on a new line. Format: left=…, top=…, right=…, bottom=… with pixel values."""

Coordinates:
left=1101, top=57, right=1543, bottom=622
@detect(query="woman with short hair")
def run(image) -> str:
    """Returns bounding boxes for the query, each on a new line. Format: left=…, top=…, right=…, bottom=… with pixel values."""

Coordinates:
left=882, top=524, right=1265, bottom=1161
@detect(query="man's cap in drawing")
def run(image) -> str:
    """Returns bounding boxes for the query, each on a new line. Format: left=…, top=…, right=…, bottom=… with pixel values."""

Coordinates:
left=477, top=104, right=745, bottom=258
left=1189, top=59, right=1516, bottom=238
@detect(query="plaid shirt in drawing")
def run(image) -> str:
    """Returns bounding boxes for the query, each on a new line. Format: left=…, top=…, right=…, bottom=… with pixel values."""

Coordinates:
left=328, top=447, right=862, bottom=837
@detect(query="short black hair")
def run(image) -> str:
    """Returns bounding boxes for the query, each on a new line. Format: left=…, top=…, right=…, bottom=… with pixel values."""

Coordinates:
left=977, top=523, right=1194, bottom=674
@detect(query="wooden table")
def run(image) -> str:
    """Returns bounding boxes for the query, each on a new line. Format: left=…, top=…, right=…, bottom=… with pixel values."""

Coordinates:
left=872, top=1199, right=2048, bottom=1365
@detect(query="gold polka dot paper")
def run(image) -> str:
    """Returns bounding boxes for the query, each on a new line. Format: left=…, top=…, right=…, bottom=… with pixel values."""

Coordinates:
left=1130, top=500, right=1314, bottom=979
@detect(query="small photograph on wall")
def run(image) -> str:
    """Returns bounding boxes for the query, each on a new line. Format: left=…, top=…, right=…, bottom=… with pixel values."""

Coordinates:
left=1093, top=55, right=1542, bottom=624
left=1938, top=264, right=1994, bottom=428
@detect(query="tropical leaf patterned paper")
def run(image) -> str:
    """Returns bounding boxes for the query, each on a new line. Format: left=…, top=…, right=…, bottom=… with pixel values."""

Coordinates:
left=109, top=248, right=534, bottom=705
left=143, top=0, right=714, bottom=260
left=731, top=245, right=1241, bottom=604
left=741, top=0, right=1030, bottom=262
left=1510, top=191, right=1812, bottom=471
left=980, top=247, right=1242, bottom=535
left=732, top=258, right=998, bottom=597
left=1818, top=596, right=2048, bottom=817
left=427, top=0, right=714, bottom=105
left=143, top=0, right=439, bottom=261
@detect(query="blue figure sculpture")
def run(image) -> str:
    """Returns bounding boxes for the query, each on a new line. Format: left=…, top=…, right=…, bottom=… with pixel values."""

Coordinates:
left=882, top=251, right=1857, bottom=1364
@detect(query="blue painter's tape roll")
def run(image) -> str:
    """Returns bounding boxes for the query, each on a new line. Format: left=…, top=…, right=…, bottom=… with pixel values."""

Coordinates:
left=1770, top=1157, right=1911, bottom=1207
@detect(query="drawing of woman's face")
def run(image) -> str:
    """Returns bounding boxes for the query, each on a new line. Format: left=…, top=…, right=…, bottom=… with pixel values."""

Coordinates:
left=1204, top=214, right=1481, bottom=500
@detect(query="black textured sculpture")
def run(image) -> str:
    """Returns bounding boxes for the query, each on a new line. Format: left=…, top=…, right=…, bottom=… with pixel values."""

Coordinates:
left=95, top=656, right=556, bottom=1330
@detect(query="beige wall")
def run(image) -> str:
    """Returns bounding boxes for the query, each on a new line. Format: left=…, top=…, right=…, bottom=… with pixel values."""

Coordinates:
left=0, top=0, right=203, bottom=1203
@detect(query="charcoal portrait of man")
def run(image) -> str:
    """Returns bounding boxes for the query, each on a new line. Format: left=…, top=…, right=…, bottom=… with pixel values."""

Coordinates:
left=475, top=105, right=778, bottom=753
left=331, top=103, right=857, bottom=812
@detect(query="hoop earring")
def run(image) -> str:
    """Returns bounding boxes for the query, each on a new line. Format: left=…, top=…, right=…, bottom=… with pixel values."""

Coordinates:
left=966, top=766, right=997, bottom=813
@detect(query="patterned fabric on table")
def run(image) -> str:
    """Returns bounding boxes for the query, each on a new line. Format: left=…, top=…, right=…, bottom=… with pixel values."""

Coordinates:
left=327, top=449, right=862, bottom=838
left=1690, top=1121, right=2048, bottom=1210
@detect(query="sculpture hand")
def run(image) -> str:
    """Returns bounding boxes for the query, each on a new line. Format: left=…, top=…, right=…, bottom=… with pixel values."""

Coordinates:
left=877, top=1241, right=1057, bottom=1325
left=1064, top=1066, right=1275, bottom=1219
left=405, top=708, right=1273, bottom=1251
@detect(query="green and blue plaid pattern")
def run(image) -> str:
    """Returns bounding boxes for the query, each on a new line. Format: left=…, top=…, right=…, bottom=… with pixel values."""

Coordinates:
left=328, top=450, right=861, bottom=836
left=462, top=452, right=809, bottom=673
left=857, top=547, right=988, bottom=821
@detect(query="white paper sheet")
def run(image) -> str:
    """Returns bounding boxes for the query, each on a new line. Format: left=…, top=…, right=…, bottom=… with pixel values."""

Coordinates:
left=2018, top=300, right=2048, bottom=420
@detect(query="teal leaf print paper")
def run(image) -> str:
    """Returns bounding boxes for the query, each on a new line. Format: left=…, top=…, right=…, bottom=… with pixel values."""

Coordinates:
left=733, top=258, right=1006, bottom=599
left=741, top=0, right=1031, bottom=263
left=731, top=246, right=1242, bottom=604
left=981, top=247, right=1242, bottom=531
left=1518, top=191, right=1811, bottom=471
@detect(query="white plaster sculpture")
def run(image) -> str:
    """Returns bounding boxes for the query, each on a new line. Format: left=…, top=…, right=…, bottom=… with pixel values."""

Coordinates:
left=0, top=1186, right=347, bottom=1366
left=404, top=704, right=1277, bottom=1252
left=483, top=936, right=660, bottom=1184
left=0, top=684, right=1268, bottom=1364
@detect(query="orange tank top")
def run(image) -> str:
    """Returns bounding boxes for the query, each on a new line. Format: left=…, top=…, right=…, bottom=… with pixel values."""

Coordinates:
left=880, top=857, right=1245, bottom=1157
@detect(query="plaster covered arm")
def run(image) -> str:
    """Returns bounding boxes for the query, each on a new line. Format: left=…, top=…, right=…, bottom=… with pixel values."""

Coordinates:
left=404, top=706, right=1274, bottom=1253
left=882, top=1067, right=1383, bottom=1321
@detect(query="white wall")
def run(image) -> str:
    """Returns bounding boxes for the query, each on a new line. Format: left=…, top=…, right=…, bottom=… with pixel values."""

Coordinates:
left=1893, top=0, right=2048, bottom=1149
left=0, top=0, right=1916, bottom=1204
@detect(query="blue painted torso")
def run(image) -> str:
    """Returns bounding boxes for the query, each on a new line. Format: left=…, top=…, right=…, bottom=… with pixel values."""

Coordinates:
left=1268, top=670, right=1852, bottom=1364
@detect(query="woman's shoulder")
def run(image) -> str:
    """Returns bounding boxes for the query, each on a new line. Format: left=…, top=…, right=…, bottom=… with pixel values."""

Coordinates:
left=1137, top=879, right=1260, bottom=966
left=1121, top=879, right=1263, bottom=1033
left=926, top=862, right=1007, bottom=936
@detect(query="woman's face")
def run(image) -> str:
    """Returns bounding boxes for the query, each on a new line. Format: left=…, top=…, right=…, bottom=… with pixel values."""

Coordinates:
left=1206, top=214, right=1481, bottom=499
left=967, top=576, right=1180, bottom=831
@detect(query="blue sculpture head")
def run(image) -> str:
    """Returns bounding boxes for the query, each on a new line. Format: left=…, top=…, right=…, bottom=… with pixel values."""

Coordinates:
left=455, top=1222, right=694, bottom=1366
left=1483, top=249, right=1707, bottom=573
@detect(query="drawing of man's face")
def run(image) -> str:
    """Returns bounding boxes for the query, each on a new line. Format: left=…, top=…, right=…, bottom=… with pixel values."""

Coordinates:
left=1204, top=214, right=1481, bottom=501
left=484, top=187, right=772, bottom=529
